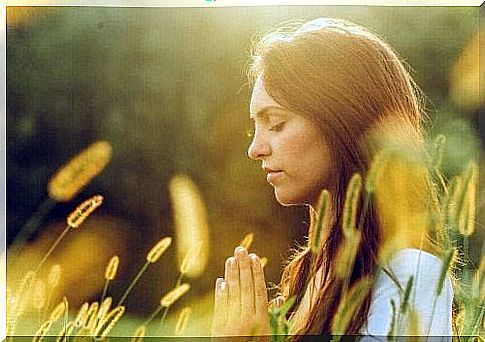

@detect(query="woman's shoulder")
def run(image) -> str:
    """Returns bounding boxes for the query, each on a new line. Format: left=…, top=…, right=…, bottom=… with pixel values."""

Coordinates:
left=361, top=248, right=454, bottom=336
left=379, top=248, right=448, bottom=282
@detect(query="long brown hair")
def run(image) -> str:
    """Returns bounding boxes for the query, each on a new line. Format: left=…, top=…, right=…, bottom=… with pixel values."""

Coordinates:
left=247, top=18, right=446, bottom=336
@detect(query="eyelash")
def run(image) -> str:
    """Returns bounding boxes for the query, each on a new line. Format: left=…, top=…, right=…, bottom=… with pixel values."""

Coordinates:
left=269, top=122, right=285, bottom=132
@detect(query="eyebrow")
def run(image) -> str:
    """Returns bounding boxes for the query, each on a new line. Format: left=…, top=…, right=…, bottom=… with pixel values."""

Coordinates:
left=249, top=106, right=286, bottom=121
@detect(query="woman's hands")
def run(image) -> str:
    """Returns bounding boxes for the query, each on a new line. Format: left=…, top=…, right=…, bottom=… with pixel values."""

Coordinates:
left=212, top=246, right=271, bottom=337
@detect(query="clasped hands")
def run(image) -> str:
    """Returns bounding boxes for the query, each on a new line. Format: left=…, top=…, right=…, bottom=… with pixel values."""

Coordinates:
left=212, top=246, right=284, bottom=339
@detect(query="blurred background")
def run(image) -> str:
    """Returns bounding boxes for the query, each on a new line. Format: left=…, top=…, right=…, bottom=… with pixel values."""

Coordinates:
left=6, top=5, right=483, bottom=336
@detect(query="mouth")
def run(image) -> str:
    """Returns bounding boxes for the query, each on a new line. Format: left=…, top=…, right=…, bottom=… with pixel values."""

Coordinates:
left=265, top=170, right=284, bottom=184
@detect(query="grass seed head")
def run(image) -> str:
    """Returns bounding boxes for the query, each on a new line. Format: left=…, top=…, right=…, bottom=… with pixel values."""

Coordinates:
left=431, top=134, right=446, bottom=170
left=33, top=320, right=53, bottom=342
left=335, top=231, right=362, bottom=280
left=48, top=141, right=112, bottom=202
left=180, top=243, right=202, bottom=274
left=56, top=321, right=75, bottom=342
left=457, top=161, right=478, bottom=236
left=436, top=248, right=455, bottom=296
left=342, top=173, right=362, bottom=237
left=239, top=233, right=254, bottom=251
left=50, top=299, right=67, bottom=322
left=73, top=302, right=89, bottom=327
left=48, top=264, right=62, bottom=289
left=67, top=195, right=103, bottom=228
left=365, top=150, right=388, bottom=193
left=131, top=325, right=146, bottom=342
left=312, top=189, right=331, bottom=254
left=160, top=283, right=191, bottom=307
left=33, top=279, right=47, bottom=310
left=146, top=237, right=172, bottom=263
left=82, top=301, right=99, bottom=329
left=97, top=297, right=113, bottom=322
left=331, top=276, right=373, bottom=335
left=105, top=256, right=120, bottom=280
left=93, top=306, right=125, bottom=340
left=175, top=307, right=192, bottom=336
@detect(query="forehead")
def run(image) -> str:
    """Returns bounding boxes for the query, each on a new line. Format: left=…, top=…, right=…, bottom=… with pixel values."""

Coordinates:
left=249, top=77, right=284, bottom=117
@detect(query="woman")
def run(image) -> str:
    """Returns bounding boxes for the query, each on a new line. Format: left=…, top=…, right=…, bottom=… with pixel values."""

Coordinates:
left=212, top=18, right=454, bottom=338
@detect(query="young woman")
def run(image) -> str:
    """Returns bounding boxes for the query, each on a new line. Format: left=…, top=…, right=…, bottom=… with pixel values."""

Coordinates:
left=212, top=18, right=454, bottom=338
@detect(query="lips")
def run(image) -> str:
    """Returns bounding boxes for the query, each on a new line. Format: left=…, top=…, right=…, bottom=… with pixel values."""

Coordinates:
left=266, top=171, right=283, bottom=183
left=263, top=167, right=284, bottom=184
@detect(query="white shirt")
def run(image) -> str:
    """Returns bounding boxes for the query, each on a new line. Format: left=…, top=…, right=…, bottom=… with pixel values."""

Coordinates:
left=291, top=248, right=454, bottom=337
left=361, top=248, right=454, bottom=337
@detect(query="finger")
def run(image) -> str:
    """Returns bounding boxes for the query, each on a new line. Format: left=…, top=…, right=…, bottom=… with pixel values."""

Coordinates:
left=212, top=277, right=228, bottom=335
left=250, top=253, right=269, bottom=318
left=224, top=256, right=240, bottom=320
left=235, top=247, right=255, bottom=322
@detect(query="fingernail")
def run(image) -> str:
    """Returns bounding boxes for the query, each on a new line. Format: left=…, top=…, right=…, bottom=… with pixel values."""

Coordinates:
left=249, top=253, right=259, bottom=263
left=226, top=256, right=235, bottom=267
left=220, top=280, right=226, bottom=292
left=235, top=246, right=247, bottom=255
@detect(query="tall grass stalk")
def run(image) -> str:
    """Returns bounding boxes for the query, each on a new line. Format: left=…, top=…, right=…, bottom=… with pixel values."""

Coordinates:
left=311, top=190, right=330, bottom=254
left=117, top=238, right=171, bottom=306
left=34, top=195, right=103, bottom=275
left=175, top=307, right=192, bottom=336
left=331, top=276, right=373, bottom=337
left=101, top=256, right=119, bottom=304
left=93, top=306, right=125, bottom=340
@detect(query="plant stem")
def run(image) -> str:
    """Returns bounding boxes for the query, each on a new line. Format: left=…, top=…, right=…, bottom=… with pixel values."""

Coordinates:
left=143, top=305, right=163, bottom=327
left=35, top=225, right=71, bottom=275
left=9, top=197, right=57, bottom=256
left=100, top=280, right=109, bottom=305
left=117, top=262, right=150, bottom=307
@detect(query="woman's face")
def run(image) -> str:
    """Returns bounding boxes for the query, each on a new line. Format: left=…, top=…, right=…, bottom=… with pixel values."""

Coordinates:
left=248, top=78, right=332, bottom=207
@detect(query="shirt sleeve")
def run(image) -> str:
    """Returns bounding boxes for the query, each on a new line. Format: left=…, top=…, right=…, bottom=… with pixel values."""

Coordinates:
left=360, top=248, right=454, bottom=337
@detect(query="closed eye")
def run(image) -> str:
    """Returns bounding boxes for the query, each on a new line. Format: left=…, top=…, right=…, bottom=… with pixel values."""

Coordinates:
left=269, top=122, right=286, bottom=132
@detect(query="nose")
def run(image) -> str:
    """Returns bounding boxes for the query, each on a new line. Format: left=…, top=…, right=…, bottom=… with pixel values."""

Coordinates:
left=247, top=133, right=271, bottom=160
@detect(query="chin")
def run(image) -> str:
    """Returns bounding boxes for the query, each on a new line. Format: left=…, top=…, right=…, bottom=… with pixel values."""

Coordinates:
left=274, top=188, right=309, bottom=207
